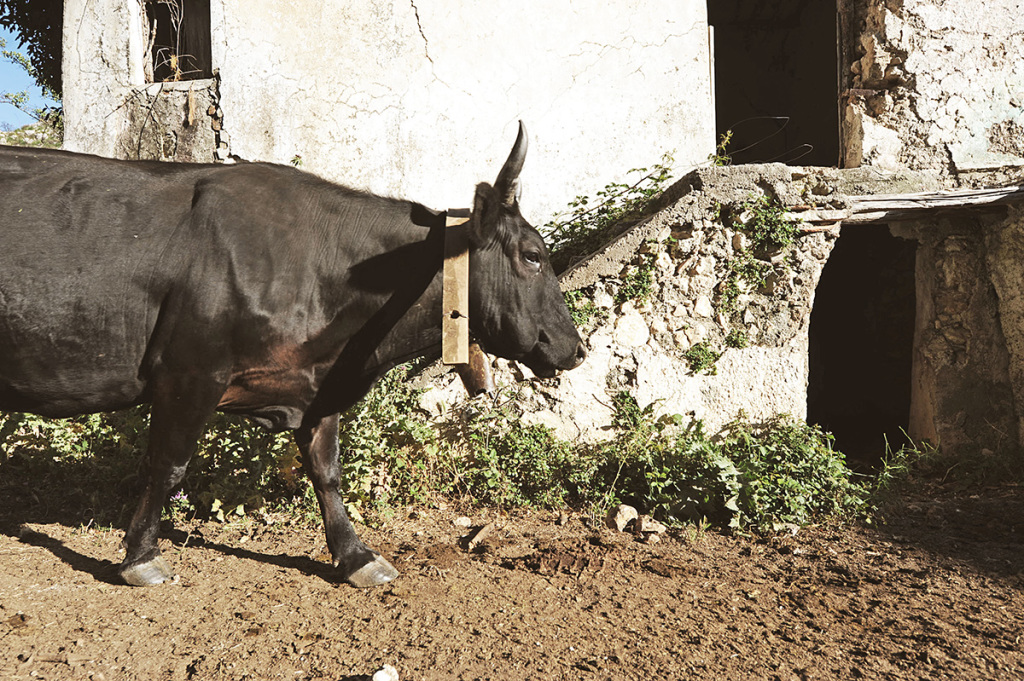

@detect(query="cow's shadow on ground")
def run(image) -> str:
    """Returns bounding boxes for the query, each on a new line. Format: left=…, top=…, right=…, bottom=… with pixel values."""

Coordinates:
left=4, top=439, right=1024, bottom=586
left=0, top=449, right=344, bottom=586
left=0, top=522, right=343, bottom=586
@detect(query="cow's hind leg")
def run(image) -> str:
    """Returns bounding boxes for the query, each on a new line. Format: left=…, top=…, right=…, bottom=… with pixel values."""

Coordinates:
left=119, top=373, right=223, bottom=586
left=296, top=413, right=398, bottom=587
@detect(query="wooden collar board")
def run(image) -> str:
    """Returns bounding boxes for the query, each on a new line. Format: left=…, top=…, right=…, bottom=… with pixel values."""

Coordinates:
left=442, top=208, right=471, bottom=365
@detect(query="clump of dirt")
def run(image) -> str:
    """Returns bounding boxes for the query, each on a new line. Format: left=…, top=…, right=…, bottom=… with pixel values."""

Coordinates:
left=2, top=481, right=1023, bottom=680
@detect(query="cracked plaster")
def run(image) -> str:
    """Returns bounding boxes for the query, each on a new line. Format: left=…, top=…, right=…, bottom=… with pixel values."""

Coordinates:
left=64, top=1, right=713, bottom=220
left=845, top=0, right=1024, bottom=178
left=206, top=0, right=713, bottom=221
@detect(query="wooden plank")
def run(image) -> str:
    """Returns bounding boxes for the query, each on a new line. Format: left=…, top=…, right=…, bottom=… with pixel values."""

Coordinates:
left=846, top=185, right=1024, bottom=224
left=442, top=214, right=470, bottom=365
left=791, top=185, right=1024, bottom=228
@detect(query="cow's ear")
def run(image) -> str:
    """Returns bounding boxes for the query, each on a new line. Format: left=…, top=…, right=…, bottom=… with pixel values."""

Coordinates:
left=470, top=182, right=501, bottom=247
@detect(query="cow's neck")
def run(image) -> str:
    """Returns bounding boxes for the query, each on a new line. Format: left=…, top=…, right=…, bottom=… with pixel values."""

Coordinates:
left=307, top=214, right=448, bottom=416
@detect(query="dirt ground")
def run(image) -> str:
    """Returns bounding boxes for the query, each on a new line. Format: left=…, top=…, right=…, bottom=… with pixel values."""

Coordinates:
left=1, top=477, right=1023, bottom=681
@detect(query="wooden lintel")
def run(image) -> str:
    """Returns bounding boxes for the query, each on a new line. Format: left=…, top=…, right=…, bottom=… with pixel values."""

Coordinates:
left=844, top=185, right=1024, bottom=224
left=791, top=185, right=1024, bottom=228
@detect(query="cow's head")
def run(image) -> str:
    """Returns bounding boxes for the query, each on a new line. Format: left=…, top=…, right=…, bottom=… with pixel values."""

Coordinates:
left=467, top=122, right=586, bottom=378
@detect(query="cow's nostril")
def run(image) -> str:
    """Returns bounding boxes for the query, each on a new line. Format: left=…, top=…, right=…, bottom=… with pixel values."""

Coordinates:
left=573, top=342, right=587, bottom=367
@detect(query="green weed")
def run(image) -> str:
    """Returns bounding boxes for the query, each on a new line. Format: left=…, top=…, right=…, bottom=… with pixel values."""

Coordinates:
left=684, top=342, right=722, bottom=375
left=725, top=329, right=749, bottom=349
left=564, top=288, right=606, bottom=327
left=720, top=248, right=773, bottom=314
left=708, top=130, right=733, bottom=167
left=736, top=195, right=800, bottom=251
left=614, top=253, right=656, bottom=305
left=543, top=153, right=674, bottom=272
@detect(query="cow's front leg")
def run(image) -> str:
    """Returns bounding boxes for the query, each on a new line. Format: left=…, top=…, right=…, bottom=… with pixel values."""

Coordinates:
left=296, top=413, right=398, bottom=587
left=119, top=374, right=223, bottom=586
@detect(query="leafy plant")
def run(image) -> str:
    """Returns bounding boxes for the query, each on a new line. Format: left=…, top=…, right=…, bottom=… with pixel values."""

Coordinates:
left=0, top=35, right=62, bottom=133
left=684, top=341, right=721, bottom=375
left=334, top=363, right=439, bottom=517
left=735, top=195, right=800, bottom=251
left=721, top=415, right=866, bottom=531
left=613, top=253, right=656, bottom=305
left=720, top=248, right=773, bottom=314
left=708, top=130, right=733, bottom=167
left=725, top=329, right=749, bottom=349
left=542, top=153, right=674, bottom=272
left=564, top=288, right=605, bottom=327
left=0, top=1, right=63, bottom=99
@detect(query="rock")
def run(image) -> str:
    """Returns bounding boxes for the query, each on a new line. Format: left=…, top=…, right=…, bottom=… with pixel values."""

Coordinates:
left=606, top=504, right=638, bottom=532
left=453, top=516, right=472, bottom=528
left=593, top=288, right=615, bottom=309
left=467, top=523, right=496, bottom=552
left=372, top=664, right=400, bottom=681
left=693, top=295, right=714, bottom=318
left=557, top=511, right=570, bottom=525
left=634, top=515, right=668, bottom=535
left=684, top=325, right=707, bottom=344
left=613, top=312, right=650, bottom=347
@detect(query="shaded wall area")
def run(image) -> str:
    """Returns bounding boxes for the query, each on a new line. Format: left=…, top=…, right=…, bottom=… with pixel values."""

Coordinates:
left=808, top=225, right=917, bottom=465
left=709, top=0, right=838, bottom=166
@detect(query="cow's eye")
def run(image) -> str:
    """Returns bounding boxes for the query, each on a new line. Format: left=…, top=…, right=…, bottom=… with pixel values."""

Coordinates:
left=522, top=250, right=542, bottom=269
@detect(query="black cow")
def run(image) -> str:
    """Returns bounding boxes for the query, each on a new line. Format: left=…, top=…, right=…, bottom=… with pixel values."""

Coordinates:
left=0, top=123, right=585, bottom=587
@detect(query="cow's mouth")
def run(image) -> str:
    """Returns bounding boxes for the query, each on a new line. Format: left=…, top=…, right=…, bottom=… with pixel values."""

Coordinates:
left=528, top=364, right=559, bottom=379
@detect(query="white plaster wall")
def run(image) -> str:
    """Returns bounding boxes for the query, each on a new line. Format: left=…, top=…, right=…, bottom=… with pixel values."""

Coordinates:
left=210, top=0, right=715, bottom=221
left=62, top=0, right=148, bottom=157
left=847, top=0, right=1024, bottom=172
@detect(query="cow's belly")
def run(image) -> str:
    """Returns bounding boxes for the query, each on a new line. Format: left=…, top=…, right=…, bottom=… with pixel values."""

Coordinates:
left=0, top=366, right=146, bottom=417
left=0, top=299, right=151, bottom=417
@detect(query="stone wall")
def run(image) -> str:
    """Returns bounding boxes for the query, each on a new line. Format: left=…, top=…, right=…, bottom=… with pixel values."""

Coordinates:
left=419, top=164, right=842, bottom=441
left=841, top=0, right=1024, bottom=184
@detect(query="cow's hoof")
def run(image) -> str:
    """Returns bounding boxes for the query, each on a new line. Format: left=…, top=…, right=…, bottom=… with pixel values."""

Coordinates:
left=346, top=555, right=399, bottom=588
left=119, top=556, right=177, bottom=586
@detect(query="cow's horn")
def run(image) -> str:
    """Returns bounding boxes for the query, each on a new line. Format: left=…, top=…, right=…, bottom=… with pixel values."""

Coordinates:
left=495, top=121, right=528, bottom=207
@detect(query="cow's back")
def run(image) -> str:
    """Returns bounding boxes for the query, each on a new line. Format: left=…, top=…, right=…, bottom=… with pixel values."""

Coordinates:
left=0, top=146, right=217, bottom=416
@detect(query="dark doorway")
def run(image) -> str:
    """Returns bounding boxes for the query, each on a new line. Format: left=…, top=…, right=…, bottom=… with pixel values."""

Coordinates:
left=807, top=225, right=917, bottom=467
left=146, top=0, right=212, bottom=82
left=708, top=0, right=838, bottom=166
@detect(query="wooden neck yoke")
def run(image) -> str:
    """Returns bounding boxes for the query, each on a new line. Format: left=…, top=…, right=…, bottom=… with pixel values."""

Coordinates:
left=442, top=209, right=494, bottom=396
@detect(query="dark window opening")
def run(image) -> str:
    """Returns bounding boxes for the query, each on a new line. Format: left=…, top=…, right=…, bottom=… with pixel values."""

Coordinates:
left=146, top=0, right=212, bottom=82
left=708, top=0, right=838, bottom=166
left=807, top=225, right=917, bottom=468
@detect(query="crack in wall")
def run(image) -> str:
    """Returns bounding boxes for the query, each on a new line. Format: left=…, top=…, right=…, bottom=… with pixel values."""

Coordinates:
left=409, top=0, right=433, bottom=64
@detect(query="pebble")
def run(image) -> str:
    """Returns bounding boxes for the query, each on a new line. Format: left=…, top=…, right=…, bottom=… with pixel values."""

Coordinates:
left=634, top=515, right=668, bottom=534
left=453, top=516, right=472, bottom=528
left=372, top=664, right=400, bottom=681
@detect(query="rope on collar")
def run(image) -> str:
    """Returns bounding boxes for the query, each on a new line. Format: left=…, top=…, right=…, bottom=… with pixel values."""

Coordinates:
left=442, top=208, right=471, bottom=365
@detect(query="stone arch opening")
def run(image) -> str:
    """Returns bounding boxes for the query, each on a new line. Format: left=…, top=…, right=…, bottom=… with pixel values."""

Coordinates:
left=708, top=0, right=838, bottom=166
left=807, top=225, right=917, bottom=466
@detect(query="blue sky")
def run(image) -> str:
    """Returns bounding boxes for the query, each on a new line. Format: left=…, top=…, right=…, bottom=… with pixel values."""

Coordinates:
left=0, top=24, right=60, bottom=130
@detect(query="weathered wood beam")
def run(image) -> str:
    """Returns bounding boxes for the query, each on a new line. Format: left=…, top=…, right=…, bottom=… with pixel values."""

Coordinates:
left=846, top=185, right=1024, bottom=224
left=794, top=185, right=1024, bottom=229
